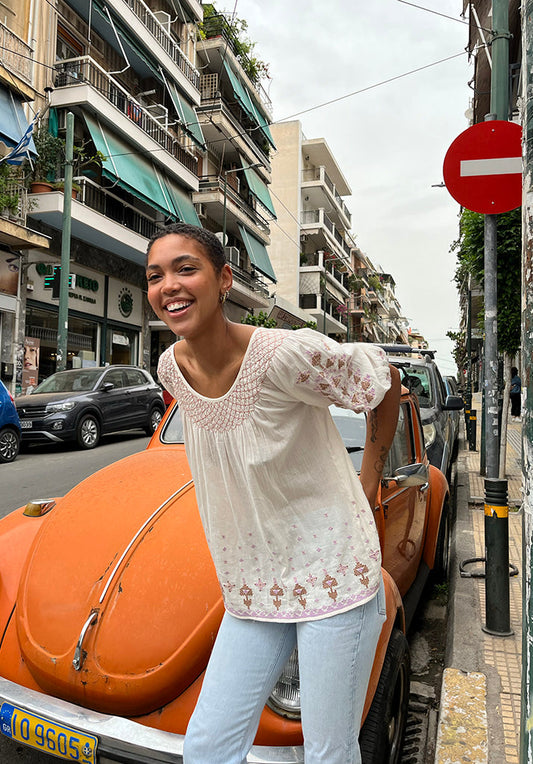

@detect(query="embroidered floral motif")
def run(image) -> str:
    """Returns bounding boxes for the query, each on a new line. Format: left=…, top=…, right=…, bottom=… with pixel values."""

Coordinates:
left=354, top=562, right=370, bottom=588
left=293, top=582, right=307, bottom=608
left=306, top=573, right=317, bottom=586
left=240, top=582, right=253, bottom=609
left=157, top=329, right=287, bottom=431
left=270, top=582, right=284, bottom=610
left=255, top=578, right=266, bottom=591
left=322, top=573, right=338, bottom=601
left=337, top=563, right=349, bottom=576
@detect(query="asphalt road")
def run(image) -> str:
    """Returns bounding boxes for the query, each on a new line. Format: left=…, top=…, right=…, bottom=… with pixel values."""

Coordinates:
left=0, top=432, right=150, bottom=762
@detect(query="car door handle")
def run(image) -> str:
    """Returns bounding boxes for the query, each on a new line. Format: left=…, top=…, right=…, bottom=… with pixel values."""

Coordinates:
left=419, top=482, right=429, bottom=492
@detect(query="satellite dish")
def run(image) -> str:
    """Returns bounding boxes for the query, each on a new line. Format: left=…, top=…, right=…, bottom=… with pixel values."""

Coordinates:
left=215, top=231, right=227, bottom=246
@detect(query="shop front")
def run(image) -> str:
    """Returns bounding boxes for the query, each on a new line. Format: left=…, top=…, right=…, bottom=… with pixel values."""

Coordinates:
left=22, top=258, right=143, bottom=390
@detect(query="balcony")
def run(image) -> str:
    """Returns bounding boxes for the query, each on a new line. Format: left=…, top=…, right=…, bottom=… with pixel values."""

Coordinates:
left=300, top=208, right=352, bottom=262
left=28, top=177, right=160, bottom=266
left=52, top=57, right=198, bottom=188
left=301, top=166, right=351, bottom=228
left=299, top=292, right=348, bottom=336
left=300, top=250, right=349, bottom=296
left=0, top=22, right=34, bottom=98
left=198, top=74, right=270, bottom=167
left=348, top=294, right=370, bottom=314
left=0, top=183, right=49, bottom=250
left=193, top=174, right=269, bottom=242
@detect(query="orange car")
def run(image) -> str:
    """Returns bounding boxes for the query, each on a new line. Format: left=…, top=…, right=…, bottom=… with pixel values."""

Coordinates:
left=0, top=389, right=448, bottom=764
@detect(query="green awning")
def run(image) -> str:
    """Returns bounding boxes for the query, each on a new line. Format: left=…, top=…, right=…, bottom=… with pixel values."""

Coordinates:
left=223, top=62, right=275, bottom=150
left=238, top=224, right=276, bottom=282
left=163, top=176, right=201, bottom=226
left=84, top=113, right=174, bottom=216
left=242, top=165, right=276, bottom=218
left=167, top=82, right=205, bottom=150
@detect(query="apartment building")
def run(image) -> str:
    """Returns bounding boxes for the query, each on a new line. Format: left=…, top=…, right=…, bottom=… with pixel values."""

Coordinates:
left=0, top=3, right=50, bottom=390
left=193, top=9, right=278, bottom=322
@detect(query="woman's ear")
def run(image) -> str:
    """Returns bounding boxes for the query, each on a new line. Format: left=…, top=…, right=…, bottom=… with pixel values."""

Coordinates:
left=221, top=263, right=233, bottom=293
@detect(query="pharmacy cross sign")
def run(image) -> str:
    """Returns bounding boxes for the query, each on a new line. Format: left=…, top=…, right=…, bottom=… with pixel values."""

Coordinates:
left=443, top=120, right=522, bottom=214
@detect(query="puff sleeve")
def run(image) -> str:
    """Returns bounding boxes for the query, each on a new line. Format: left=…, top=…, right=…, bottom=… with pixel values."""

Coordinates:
left=267, top=329, right=391, bottom=412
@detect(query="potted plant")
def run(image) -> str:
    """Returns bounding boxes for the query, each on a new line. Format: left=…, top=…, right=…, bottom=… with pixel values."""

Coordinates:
left=27, top=124, right=65, bottom=192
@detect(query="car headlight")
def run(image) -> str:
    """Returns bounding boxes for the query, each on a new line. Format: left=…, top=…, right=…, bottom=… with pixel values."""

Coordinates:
left=423, top=422, right=437, bottom=448
left=46, top=401, right=76, bottom=413
left=267, top=648, right=301, bottom=719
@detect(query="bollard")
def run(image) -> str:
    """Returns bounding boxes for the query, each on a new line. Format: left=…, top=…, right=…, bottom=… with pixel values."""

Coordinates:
left=469, top=409, right=477, bottom=451
left=482, top=477, right=513, bottom=636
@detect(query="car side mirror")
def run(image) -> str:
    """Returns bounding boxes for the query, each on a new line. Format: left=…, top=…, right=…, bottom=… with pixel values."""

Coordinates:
left=101, top=382, right=114, bottom=392
left=382, top=462, right=429, bottom=487
left=443, top=394, right=464, bottom=411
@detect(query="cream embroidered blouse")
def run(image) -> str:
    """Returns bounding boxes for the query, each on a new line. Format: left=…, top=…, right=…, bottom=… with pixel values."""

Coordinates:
left=157, top=328, right=391, bottom=622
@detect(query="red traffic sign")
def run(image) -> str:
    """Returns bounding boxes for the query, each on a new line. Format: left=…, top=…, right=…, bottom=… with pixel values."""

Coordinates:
left=443, top=120, right=522, bottom=214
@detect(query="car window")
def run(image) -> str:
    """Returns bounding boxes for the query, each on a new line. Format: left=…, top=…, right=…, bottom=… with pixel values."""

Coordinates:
left=329, top=405, right=366, bottom=471
left=384, top=403, right=415, bottom=476
left=399, top=365, right=432, bottom=407
left=124, top=369, right=147, bottom=387
left=103, top=370, right=125, bottom=389
left=34, top=369, right=102, bottom=393
left=160, top=405, right=185, bottom=443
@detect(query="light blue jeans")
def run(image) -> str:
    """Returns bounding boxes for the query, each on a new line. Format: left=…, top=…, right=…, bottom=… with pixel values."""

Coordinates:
left=183, top=579, right=386, bottom=764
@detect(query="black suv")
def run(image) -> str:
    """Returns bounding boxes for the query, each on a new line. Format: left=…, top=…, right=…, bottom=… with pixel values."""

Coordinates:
left=380, top=346, right=463, bottom=480
left=16, top=366, right=165, bottom=449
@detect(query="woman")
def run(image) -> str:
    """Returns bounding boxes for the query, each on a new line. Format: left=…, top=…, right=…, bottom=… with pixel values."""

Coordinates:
left=146, top=222, right=400, bottom=764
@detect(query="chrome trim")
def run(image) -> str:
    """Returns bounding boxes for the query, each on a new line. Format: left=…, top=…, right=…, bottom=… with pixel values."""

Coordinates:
left=0, top=677, right=304, bottom=763
left=73, top=611, right=98, bottom=671
left=98, top=480, right=193, bottom=605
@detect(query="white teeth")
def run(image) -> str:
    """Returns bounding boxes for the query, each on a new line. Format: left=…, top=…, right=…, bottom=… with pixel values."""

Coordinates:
left=166, top=301, right=191, bottom=312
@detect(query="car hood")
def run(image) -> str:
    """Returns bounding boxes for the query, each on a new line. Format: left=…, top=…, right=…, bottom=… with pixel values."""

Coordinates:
left=15, top=391, right=85, bottom=408
left=15, top=447, right=223, bottom=716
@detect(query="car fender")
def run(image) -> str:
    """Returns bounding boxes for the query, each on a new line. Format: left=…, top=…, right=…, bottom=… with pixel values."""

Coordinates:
left=362, top=567, right=404, bottom=721
left=422, top=465, right=449, bottom=570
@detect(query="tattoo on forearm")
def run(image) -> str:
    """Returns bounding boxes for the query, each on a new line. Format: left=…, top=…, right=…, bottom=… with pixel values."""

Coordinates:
left=374, top=446, right=388, bottom=475
left=369, top=411, right=378, bottom=443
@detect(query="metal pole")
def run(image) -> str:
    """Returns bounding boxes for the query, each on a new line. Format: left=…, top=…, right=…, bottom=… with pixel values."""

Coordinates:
left=222, top=171, right=228, bottom=247
left=521, top=3, right=533, bottom=759
left=484, top=209, right=500, bottom=478
left=56, top=112, right=74, bottom=372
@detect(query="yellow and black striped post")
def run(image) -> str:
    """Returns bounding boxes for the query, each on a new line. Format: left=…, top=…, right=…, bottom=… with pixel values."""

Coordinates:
left=483, top=477, right=513, bottom=636
left=469, top=409, right=477, bottom=451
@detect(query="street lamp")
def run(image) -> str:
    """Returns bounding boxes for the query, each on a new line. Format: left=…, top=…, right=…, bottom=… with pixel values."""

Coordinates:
left=222, top=162, right=263, bottom=248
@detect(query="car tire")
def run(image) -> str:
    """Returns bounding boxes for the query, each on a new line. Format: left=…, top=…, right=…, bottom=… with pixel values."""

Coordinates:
left=0, top=427, right=20, bottom=463
left=359, top=628, right=410, bottom=764
left=76, top=414, right=100, bottom=449
left=433, top=498, right=451, bottom=583
left=145, top=405, right=164, bottom=436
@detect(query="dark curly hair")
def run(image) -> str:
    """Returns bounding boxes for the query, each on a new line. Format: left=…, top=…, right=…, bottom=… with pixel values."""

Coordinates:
left=146, top=223, right=226, bottom=274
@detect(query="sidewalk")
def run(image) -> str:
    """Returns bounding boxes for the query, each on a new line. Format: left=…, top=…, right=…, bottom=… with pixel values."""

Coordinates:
left=435, top=396, right=523, bottom=764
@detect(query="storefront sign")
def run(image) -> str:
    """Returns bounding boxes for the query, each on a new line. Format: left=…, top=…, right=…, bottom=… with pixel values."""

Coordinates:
left=31, top=262, right=105, bottom=316
left=107, top=278, right=142, bottom=326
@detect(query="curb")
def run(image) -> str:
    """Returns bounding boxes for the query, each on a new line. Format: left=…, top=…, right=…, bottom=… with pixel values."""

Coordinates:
left=434, top=668, right=488, bottom=764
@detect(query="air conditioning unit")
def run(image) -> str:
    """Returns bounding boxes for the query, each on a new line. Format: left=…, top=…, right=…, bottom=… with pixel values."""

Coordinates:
left=224, top=246, right=240, bottom=266
left=196, top=203, right=207, bottom=220
left=153, top=10, right=171, bottom=34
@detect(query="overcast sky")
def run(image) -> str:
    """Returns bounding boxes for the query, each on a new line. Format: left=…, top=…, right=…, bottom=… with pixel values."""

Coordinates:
left=232, top=0, right=470, bottom=376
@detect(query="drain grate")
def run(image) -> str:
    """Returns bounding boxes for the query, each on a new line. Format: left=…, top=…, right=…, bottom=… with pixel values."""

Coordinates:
left=400, top=698, right=438, bottom=764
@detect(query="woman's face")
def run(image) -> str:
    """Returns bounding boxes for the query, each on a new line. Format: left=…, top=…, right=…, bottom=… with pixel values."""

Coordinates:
left=146, top=234, right=232, bottom=340
left=24, top=345, right=38, bottom=369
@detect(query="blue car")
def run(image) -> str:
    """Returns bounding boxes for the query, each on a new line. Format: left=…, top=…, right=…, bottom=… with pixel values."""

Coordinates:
left=0, top=380, right=21, bottom=463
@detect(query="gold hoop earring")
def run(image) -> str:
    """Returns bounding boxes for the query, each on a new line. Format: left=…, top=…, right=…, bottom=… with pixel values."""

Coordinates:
left=220, top=290, right=230, bottom=304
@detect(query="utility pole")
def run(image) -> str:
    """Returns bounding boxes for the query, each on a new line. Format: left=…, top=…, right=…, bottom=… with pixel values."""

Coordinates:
left=521, top=3, right=533, bottom=760
left=56, top=112, right=74, bottom=372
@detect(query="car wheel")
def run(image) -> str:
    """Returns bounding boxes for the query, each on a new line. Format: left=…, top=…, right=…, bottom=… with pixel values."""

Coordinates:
left=0, top=427, right=20, bottom=463
left=145, top=405, right=163, bottom=436
left=433, top=498, right=451, bottom=583
left=76, top=414, right=100, bottom=449
left=359, top=628, right=410, bottom=764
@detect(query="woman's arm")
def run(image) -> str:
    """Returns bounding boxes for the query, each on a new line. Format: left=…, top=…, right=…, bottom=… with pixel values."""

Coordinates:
left=359, top=364, right=401, bottom=507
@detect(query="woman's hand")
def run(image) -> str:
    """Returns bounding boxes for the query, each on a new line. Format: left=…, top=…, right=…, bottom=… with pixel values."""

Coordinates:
left=359, top=365, right=401, bottom=508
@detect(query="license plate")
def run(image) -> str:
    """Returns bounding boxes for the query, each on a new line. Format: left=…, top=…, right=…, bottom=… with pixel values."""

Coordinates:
left=20, top=421, right=33, bottom=429
left=0, top=702, right=97, bottom=763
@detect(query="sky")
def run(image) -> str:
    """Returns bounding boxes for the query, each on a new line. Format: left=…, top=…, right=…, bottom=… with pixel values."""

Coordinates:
left=231, top=0, right=471, bottom=376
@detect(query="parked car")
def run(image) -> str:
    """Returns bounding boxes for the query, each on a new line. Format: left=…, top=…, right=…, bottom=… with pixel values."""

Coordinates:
left=380, top=346, right=463, bottom=481
left=15, top=366, right=165, bottom=449
left=0, top=388, right=448, bottom=764
left=0, top=380, right=21, bottom=463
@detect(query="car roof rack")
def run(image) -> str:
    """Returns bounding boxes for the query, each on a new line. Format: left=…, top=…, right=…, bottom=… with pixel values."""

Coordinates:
left=378, top=344, right=436, bottom=359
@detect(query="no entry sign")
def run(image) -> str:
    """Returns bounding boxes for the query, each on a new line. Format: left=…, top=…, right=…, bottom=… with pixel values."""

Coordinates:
left=443, top=120, right=522, bottom=214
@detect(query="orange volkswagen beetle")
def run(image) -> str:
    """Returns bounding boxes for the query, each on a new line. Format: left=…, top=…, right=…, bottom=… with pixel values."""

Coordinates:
left=0, top=388, right=448, bottom=764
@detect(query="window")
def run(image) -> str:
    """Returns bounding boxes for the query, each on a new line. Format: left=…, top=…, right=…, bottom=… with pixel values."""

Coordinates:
left=125, top=369, right=147, bottom=387
left=384, top=403, right=415, bottom=476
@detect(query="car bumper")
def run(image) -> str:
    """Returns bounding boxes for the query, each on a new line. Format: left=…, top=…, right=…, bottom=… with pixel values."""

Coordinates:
left=0, top=677, right=304, bottom=763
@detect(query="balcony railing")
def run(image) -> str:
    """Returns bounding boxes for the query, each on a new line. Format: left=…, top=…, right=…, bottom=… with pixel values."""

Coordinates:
left=0, top=182, right=29, bottom=226
left=300, top=250, right=349, bottom=291
left=0, top=21, right=33, bottom=84
left=301, top=209, right=352, bottom=260
left=230, top=259, right=269, bottom=297
left=123, top=0, right=200, bottom=89
left=301, top=166, right=351, bottom=225
left=54, top=57, right=198, bottom=176
left=197, top=173, right=269, bottom=228
left=201, top=13, right=273, bottom=117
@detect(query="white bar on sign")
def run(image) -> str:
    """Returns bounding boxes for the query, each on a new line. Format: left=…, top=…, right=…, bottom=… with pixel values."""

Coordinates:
left=460, top=157, right=522, bottom=177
